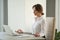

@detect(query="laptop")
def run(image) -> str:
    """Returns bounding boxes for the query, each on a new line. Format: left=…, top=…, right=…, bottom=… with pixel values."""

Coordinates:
left=3, top=25, right=33, bottom=36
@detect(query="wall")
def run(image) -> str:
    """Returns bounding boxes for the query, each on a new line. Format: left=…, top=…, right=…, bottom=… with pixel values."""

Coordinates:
left=55, top=0, right=60, bottom=32
left=58, top=0, right=60, bottom=32
left=46, top=0, right=55, bottom=17
left=3, top=0, right=8, bottom=25
left=58, top=0, right=60, bottom=31
left=8, top=0, right=25, bottom=31
left=0, top=0, right=3, bottom=32
left=0, top=0, right=8, bottom=32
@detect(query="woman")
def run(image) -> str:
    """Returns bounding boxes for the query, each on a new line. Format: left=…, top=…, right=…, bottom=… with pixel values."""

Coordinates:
left=15, top=4, right=46, bottom=38
left=32, top=4, right=46, bottom=38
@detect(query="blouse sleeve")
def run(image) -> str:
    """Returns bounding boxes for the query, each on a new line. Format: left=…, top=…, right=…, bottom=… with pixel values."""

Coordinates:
left=40, top=19, right=45, bottom=36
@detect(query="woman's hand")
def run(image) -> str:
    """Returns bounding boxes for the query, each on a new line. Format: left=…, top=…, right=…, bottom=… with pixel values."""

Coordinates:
left=15, top=29, right=23, bottom=34
left=34, top=33, right=40, bottom=37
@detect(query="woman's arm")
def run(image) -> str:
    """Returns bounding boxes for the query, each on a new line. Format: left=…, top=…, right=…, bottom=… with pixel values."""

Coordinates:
left=33, top=19, right=45, bottom=37
left=33, top=21, right=41, bottom=37
left=40, top=19, right=45, bottom=36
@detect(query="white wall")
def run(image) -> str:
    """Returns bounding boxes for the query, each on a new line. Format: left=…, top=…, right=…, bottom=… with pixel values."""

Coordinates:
left=8, top=0, right=46, bottom=32
left=8, top=0, right=25, bottom=31
left=58, top=0, right=60, bottom=31
left=55, top=0, right=60, bottom=32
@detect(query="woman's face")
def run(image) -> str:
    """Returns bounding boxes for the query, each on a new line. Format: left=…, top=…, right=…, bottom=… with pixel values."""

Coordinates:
left=33, top=7, right=41, bottom=17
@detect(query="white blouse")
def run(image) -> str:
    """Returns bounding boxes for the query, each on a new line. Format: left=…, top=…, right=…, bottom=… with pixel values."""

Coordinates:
left=32, top=15, right=46, bottom=36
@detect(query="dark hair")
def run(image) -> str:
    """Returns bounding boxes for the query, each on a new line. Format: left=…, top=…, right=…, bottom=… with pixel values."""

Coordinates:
left=32, top=4, right=44, bottom=15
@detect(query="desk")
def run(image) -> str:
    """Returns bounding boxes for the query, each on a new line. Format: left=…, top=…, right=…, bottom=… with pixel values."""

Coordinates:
left=0, top=32, right=45, bottom=40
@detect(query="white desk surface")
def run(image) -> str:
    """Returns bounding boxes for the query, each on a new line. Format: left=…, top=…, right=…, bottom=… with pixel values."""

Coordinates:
left=0, top=32, right=45, bottom=40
